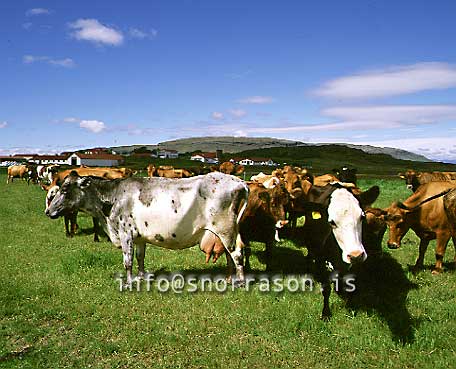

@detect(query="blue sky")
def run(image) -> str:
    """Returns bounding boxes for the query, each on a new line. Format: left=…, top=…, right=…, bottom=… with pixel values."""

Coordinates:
left=2, top=1, right=456, bottom=162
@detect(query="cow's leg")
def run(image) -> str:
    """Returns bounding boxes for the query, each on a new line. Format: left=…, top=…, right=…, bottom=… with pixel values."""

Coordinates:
left=452, top=235, right=456, bottom=267
left=433, top=232, right=451, bottom=274
left=70, top=212, right=78, bottom=237
left=315, top=259, right=332, bottom=320
left=93, top=217, right=100, bottom=242
left=122, top=238, right=134, bottom=285
left=220, top=233, right=245, bottom=286
left=135, top=240, right=147, bottom=279
left=413, top=239, right=430, bottom=273
left=244, top=241, right=252, bottom=272
left=321, top=281, right=332, bottom=320
left=64, top=215, right=71, bottom=237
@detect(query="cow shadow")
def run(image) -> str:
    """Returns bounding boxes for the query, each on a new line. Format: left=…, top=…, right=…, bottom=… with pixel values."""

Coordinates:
left=343, top=252, right=420, bottom=345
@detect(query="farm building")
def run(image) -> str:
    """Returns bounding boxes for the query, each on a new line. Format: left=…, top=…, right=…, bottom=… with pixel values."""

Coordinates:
left=157, top=149, right=179, bottom=159
left=232, top=157, right=276, bottom=166
left=26, top=152, right=123, bottom=166
left=66, top=152, right=123, bottom=167
left=190, top=152, right=219, bottom=164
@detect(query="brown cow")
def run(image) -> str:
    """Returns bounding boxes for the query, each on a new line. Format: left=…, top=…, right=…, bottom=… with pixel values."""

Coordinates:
left=147, top=165, right=193, bottom=178
left=382, top=181, right=456, bottom=274
left=399, top=169, right=456, bottom=192
left=7, top=164, right=36, bottom=184
left=49, top=167, right=132, bottom=186
left=219, top=162, right=244, bottom=176
left=313, top=173, right=340, bottom=187
left=200, top=182, right=289, bottom=270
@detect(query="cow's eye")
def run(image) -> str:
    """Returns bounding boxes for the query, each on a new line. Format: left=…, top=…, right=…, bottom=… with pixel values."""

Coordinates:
left=329, top=220, right=337, bottom=228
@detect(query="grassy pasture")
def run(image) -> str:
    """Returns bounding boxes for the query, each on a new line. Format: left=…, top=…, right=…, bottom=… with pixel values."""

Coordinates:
left=1, top=173, right=456, bottom=368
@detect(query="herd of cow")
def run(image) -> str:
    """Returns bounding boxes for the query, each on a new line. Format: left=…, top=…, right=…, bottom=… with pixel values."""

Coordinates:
left=5, top=162, right=456, bottom=319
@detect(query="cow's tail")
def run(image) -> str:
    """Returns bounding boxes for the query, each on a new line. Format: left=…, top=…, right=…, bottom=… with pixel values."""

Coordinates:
left=236, top=182, right=249, bottom=224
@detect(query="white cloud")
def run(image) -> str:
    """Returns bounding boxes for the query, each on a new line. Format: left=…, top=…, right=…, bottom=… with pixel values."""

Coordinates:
left=48, top=58, right=76, bottom=68
left=355, top=136, right=456, bottom=162
left=322, top=105, right=456, bottom=126
left=238, top=96, right=275, bottom=104
left=314, top=62, right=456, bottom=99
left=63, top=117, right=79, bottom=123
left=22, top=22, right=33, bottom=30
left=26, top=8, right=51, bottom=16
left=68, top=19, right=124, bottom=46
left=129, top=28, right=158, bottom=39
left=61, top=117, right=107, bottom=133
left=229, top=109, right=247, bottom=118
left=0, top=121, right=7, bottom=129
left=23, top=55, right=76, bottom=68
left=211, top=112, right=224, bottom=120
left=79, top=120, right=106, bottom=133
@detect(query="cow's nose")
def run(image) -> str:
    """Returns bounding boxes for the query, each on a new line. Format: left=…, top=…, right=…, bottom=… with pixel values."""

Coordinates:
left=387, top=242, right=400, bottom=249
left=347, top=251, right=366, bottom=264
left=406, top=184, right=413, bottom=190
left=45, top=209, right=50, bottom=216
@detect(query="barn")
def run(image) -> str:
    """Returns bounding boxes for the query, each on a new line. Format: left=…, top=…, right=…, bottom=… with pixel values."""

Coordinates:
left=67, top=152, right=123, bottom=167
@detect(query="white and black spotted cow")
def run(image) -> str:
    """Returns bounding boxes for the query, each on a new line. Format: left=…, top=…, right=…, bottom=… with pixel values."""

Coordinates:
left=45, top=171, right=249, bottom=285
left=300, top=183, right=380, bottom=319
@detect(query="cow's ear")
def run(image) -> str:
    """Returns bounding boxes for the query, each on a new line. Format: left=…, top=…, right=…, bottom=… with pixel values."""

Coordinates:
left=332, top=168, right=339, bottom=174
left=358, top=185, right=380, bottom=208
left=398, top=172, right=405, bottom=179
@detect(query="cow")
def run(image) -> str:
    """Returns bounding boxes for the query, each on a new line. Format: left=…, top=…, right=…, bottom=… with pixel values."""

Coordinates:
left=333, top=167, right=357, bottom=185
left=398, top=170, right=456, bottom=192
left=45, top=172, right=249, bottom=286
left=49, top=167, right=133, bottom=187
left=382, top=181, right=456, bottom=274
left=250, top=172, right=281, bottom=189
left=362, top=208, right=387, bottom=256
left=44, top=185, right=101, bottom=242
left=198, top=182, right=289, bottom=271
left=7, top=164, right=35, bottom=184
left=297, top=183, right=380, bottom=319
left=313, top=174, right=340, bottom=187
left=219, top=162, right=245, bottom=176
left=147, top=165, right=193, bottom=178
left=443, top=188, right=456, bottom=256
left=37, top=164, right=60, bottom=184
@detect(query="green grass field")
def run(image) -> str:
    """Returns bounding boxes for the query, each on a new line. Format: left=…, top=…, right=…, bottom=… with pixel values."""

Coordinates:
left=1, top=173, right=456, bottom=368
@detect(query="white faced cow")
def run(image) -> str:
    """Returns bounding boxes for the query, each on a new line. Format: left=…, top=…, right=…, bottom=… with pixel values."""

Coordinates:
left=45, top=171, right=249, bottom=285
left=301, top=183, right=380, bottom=319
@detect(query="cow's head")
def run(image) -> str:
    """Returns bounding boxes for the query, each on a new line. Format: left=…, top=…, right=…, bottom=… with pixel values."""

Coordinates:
left=45, top=185, right=60, bottom=210
left=381, top=202, right=411, bottom=249
left=307, top=184, right=380, bottom=265
left=268, top=184, right=290, bottom=229
left=282, top=170, right=303, bottom=199
left=398, top=170, right=419, bottom=191
left=333, top=167, right=357, bottom=185
left=327, top=188, right=367, bottom=264
left=45, top=171, right=90, bottom=219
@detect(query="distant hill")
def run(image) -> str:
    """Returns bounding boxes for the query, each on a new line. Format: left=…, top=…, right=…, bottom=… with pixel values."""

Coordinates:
left=111, top=136, right=304, bottom=155
left=324, top=143, right=431, bottom=162
left=111, top=136, right=431, bottom=162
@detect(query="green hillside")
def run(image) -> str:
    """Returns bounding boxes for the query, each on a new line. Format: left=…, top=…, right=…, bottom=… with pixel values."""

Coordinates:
left=232, top=144, right=456, bottom=175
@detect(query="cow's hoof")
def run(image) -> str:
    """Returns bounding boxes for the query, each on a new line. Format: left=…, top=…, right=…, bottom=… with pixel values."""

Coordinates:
left=321, top=313, right=332, bottom=321
left=431, top=268, right=443, bottom=275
